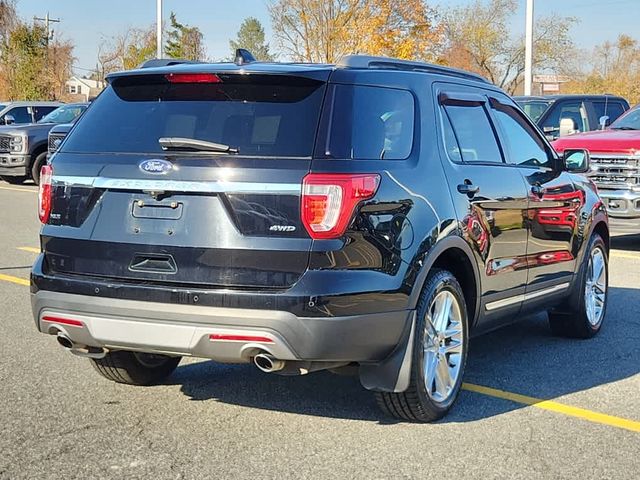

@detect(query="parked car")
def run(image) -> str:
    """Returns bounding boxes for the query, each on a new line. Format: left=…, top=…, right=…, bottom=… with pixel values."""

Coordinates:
left=553, top=103, right=640, bottom=230
left=31, top=55, right=609, bottom=422
left=0, top=103, right=88, bottom=184
left=0, top=101, right=62, bottom=126
left=47, top=123, right=74, bottom=157
left=514, top=94, right=629, bottom=141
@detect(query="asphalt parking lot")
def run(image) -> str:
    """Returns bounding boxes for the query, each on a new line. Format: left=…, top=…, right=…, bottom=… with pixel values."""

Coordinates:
left=0, top=181, right=638, bottom=480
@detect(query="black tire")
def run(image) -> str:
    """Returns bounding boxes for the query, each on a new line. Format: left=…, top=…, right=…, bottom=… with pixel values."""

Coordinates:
left=90, top=351, right=181, bottom=386
left=30, top=151, right=48, bottom=185
left=548, top=233, right=608, bottom=338
left=0, top=175, right=27, bottom=185
left=375, top=269, right=469, bottom=422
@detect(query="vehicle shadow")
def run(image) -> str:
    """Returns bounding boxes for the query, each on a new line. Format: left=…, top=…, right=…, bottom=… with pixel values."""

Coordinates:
left=611, top=234, right=640, bottom=252
left=171, top=286, right=639, bottom=424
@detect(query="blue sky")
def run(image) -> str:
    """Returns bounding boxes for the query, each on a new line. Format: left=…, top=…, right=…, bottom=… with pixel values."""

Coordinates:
left=13, top=0, right=640, bottom=75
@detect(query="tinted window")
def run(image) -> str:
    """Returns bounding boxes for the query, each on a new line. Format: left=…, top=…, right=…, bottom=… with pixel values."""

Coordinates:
left=541, top=101, right=588, bottom=135
left=517, top=101, right=551, bottom=122
left=443, top=104, right=502, bottom=163
left=441, top=111, right=462, bottom=162
left=323, top=85, right=414, bottom=160
left=63, top=74, right=326, bottom=157
left=592, top=101, right=626, bottom=125
left=490, top=100, right=551, bottom=168
left=33, top=106, right=58, bottom=121
left=5, top=107, right=31, bottom=124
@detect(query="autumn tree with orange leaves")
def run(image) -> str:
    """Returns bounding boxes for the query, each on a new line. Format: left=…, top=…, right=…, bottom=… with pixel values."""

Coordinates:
left=269, top=0, right=443, bottom=63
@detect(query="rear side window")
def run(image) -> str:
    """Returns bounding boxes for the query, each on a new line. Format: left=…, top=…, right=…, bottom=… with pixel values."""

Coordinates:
left=33, top=106, right=58, bottom=121
left=592, top=101, right=626, bottom=125
left=321, top=85, right=414, bottom=160
left=62, top=74, right=326, bottom=157
left=442, top=104, right=502, bottom=163
left=541, top=101, right=588, bottom=134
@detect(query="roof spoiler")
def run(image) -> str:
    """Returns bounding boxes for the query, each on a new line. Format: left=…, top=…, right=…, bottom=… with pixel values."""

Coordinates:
left=137, top=58, right=204, bottom=69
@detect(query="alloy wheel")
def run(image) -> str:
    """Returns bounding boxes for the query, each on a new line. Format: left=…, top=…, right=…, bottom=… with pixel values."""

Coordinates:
left=585, top=246, right=607, bottom=326
left=423, top=290, right=465, bottom=404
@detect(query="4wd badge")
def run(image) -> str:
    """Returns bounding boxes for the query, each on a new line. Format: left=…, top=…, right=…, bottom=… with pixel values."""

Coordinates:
left=139, top=159, right=173, bottom=175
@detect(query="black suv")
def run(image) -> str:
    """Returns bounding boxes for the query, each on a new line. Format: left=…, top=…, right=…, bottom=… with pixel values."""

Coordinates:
left=31, top=55, right=609, bottom=422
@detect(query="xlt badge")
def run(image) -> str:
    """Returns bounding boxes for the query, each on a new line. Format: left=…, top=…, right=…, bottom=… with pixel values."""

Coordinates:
left=139, top=159, right=173, bottom=175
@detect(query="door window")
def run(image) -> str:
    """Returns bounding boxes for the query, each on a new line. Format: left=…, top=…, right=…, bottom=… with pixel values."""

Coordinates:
left=541, top=101, right=588, bottom=137
left=33, top=106, right=58, bottom=121
left=442, top=104, right=502, bottom=163
left=4, top=106, right=31, bottom=124
left=592, top=101, right=626, bottom=126
left=490, top=99, right=552, bottom=168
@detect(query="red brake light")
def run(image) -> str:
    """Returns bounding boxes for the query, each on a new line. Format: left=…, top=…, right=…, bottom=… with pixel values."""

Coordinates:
left=38, top=165, right=53, bottom=224
left=165, top=73, right=222, bottom=84
left=42, top=315, right=84, bottom=327
left=301, top=173, right=380, bottom=239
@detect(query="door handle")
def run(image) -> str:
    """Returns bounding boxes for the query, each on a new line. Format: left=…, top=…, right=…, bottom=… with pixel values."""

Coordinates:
left=531, top=185, right=545, bottom=198
left=457, top=183, right=480, bottom=197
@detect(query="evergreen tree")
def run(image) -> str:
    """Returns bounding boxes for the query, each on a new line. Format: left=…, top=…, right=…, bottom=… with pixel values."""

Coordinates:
left=164, top=12, right=205, bottom=61
left=229, top=17, right=274, bottom=61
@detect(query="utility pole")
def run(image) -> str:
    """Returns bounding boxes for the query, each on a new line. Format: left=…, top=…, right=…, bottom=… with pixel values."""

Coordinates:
left=34, top=12, right=60, bottom=45
left=156, top=0, right=163, bottom=59
left=524, top=0, right=534, bottom=95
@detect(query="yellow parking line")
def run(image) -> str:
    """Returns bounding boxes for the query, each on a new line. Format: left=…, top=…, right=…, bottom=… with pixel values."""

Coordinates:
left=463, top=383, right=640, bottom=433
left=610, top=251, right=640, bottom=260
left=0, top=185, right=37, bottom=194
left=0, top=273, right=30, bottom=287
left=17, top=247, right=40, bottom=254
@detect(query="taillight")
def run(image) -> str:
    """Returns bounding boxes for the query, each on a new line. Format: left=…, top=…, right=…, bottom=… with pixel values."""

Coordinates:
left=38, top=164, right=53, bottom=224
left=301, top=173, right=380, bottom=239
left=165, top=73, right=222, bottom=83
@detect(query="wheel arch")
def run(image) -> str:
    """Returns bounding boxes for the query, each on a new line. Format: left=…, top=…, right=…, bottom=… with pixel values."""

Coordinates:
left=408, top=235, right=482, bottom=328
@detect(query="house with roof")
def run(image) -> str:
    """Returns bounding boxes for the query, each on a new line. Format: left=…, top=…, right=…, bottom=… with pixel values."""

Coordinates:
left=65, top=76, right=105, bottom=101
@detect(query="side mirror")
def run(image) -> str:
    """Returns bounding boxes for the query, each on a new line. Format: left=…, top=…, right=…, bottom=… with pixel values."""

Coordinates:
left=599, top=115, right=610, bottom=130
left=4, top=114, right=15, bottom=125
left=559, top=118, right=575, bottom=137
left=563, top=149, right=590, bottom=173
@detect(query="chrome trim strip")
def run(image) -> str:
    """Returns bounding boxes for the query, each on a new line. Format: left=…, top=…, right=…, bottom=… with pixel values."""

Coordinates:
left=485, top=282, right=570, bottom=311
left=51, top=175, right=301, bottom=194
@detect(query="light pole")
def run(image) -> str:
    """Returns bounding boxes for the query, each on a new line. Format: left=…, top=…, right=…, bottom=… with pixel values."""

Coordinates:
left=156, top=0, right=163, bottom=59
left=524, top=0, right=534, bottom=95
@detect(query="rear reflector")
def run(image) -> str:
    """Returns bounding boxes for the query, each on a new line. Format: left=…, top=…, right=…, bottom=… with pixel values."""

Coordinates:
left=301, top=173, right=380, bottom=239
left=165, top=73, right=222, bottom=84
left=209, top=334, right=274, bottom=343
left=42, top=315, right=84, bottom=327
left=38, top=164, right=53, bottom=224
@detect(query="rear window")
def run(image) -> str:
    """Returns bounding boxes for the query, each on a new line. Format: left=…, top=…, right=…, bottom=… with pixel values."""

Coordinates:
left=320, top=85, right=414, bottom=160
left=62, top=74, right=326, bottom=157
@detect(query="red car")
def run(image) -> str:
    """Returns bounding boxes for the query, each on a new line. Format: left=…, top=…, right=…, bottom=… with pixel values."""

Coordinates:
left=552, top=104, right=640, bottom=231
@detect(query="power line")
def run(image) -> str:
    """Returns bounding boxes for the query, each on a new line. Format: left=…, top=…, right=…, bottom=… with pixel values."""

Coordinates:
left=33, top=12, right=60, bottom=45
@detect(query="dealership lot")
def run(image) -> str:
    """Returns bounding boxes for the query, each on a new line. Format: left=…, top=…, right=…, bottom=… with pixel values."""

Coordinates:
left=0, top=183, right=638, bottom=480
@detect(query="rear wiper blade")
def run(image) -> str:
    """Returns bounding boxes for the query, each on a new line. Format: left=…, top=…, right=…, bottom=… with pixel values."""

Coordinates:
left=159, top=137, right=239, bottom=153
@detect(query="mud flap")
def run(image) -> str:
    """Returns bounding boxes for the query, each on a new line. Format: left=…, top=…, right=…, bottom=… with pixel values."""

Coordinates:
left=358, top=311, right=416, bottom=392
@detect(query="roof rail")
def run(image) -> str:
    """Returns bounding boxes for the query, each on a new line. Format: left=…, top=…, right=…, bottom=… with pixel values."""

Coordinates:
left=337, top=55, right=489, bottom=84
left=137, top=58, right=205, bottom=69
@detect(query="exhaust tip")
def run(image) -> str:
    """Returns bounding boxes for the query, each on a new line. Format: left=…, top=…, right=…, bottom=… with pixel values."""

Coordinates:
left=254, top=353, right=285, bottom=373
left=56, top=334, right=74, bottom=349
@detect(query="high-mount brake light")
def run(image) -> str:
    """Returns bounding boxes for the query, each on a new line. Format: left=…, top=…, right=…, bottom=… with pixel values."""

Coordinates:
left=38, top=164, right=53, bottom=224
left=301, top=173, right=380, bottom=239
left=164, top=73, right=222, bottom=84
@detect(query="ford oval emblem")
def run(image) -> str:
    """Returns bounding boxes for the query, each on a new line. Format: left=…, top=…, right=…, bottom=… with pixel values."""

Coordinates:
left=139, top=159, right=173, bottom=175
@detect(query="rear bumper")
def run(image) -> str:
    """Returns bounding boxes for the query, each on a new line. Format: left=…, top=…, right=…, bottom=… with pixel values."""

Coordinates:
left=598, top=189, right=640, bottom=219
left=31, top=290, right=411, bottom=363
left=0, top=153, right=28, bottom=176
